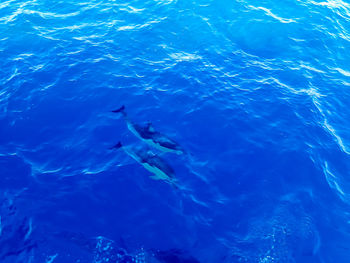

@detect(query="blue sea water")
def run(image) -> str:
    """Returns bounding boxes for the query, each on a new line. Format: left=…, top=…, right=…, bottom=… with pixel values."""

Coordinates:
left=1, top=0, right=350, bottom=262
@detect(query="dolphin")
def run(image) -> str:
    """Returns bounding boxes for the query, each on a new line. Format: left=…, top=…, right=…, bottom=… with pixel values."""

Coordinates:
left=112, top=106, right=184, bottom=155
left=110, top=142, right=178, bottom=186
left=59, top=232, right=201, bottom=263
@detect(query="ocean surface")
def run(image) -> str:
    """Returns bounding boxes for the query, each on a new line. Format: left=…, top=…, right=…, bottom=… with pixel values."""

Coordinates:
left=1, top=0, right=350, bottom=262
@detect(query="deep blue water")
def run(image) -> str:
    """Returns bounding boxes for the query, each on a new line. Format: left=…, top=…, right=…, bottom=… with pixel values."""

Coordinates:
left=1, top=0, right=350, bottom=262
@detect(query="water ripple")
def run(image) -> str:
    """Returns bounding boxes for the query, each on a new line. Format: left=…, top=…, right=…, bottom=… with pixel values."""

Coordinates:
left=1, top=0, right=350, bottom=262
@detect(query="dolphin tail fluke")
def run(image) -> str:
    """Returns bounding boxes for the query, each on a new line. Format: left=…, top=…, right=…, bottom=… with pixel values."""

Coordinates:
left=109, top=142, right=122, bottom=150
left=111, top=105, right=126, bottom=114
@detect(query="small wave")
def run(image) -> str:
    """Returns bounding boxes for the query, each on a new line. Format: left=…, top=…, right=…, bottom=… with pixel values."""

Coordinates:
left=247, top=5, right=298, bottom=23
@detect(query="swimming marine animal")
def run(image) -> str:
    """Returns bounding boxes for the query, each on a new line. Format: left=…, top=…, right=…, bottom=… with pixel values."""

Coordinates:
left=60, top=233, right=201, bottom=263
left=152, top=249, right=201, bottom=263
left=112, top=106, right=184, bottom=155
left=110, top=142, right=178, bottom=186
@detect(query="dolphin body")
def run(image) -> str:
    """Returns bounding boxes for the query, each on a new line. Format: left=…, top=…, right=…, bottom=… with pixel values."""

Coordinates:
left=111, top=142, right=177, bottom=186
left=60, top=233, right=200, bottom=263
left=112, top=106, right=184, bottom=155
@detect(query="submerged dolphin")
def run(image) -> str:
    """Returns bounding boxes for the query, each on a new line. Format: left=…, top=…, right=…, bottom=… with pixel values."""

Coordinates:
left=60, top=233, right=200, bottom=263
left=110, top=142, right=178, bottom=186
left=112, top=106, right=184, bottom=155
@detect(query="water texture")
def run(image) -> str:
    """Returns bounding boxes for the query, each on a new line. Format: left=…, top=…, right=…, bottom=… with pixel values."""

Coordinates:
left=1, top=0, right=350, bottom=262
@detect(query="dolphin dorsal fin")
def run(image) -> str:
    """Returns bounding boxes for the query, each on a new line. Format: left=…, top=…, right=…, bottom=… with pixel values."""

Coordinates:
left=146, top=123, right=155, bottom=133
